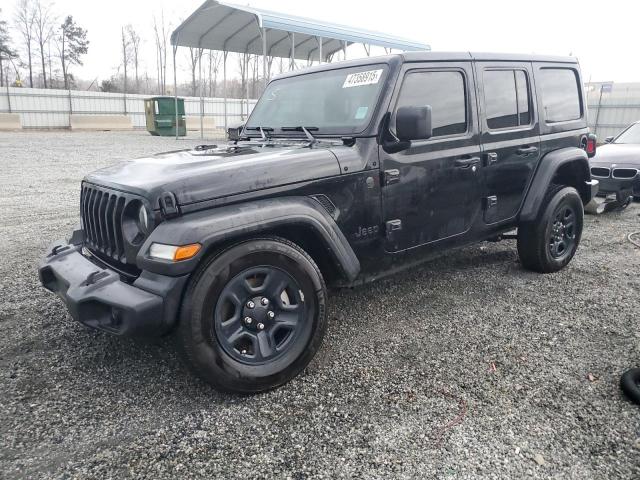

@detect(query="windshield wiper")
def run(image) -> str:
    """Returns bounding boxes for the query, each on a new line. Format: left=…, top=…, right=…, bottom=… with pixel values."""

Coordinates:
left=281, top=126, right=318, bottom=145
left=245, top=126, right=274, bottom=140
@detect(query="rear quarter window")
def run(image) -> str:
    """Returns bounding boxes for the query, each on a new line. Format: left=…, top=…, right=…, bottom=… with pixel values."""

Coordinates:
left=539, top=68, right=582, bottom=123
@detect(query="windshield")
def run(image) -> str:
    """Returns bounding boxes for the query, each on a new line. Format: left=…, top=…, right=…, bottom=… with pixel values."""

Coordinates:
left=614, top=123, right=640, bottom=144
left=245, top=65, right=388, bottom=136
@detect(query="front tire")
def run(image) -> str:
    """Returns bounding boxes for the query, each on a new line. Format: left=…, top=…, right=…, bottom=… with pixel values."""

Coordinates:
left=517, top=186, right=584, bottom=273
left=177, top=237, right=327, bottom=394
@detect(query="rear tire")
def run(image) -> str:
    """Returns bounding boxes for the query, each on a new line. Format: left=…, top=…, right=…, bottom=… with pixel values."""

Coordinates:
left=177, top=237, right=327, bottom=394
left=517, top=185, right=584, bottom=273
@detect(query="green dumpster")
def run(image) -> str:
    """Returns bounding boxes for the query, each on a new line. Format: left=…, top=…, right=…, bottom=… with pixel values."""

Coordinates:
left=144, top=96, right=186, bottom=136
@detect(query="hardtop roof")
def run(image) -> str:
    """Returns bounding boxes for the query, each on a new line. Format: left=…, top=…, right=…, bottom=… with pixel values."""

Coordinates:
left=271, top=51, right=579, bottom=80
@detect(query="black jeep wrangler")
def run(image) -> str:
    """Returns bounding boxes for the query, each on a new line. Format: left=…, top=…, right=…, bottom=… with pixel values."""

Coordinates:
left=39, top=52, right=599, bottom=393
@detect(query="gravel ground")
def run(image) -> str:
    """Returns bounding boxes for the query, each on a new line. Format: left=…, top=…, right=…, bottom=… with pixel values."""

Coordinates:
left=0, top=130, right=639, bottom=479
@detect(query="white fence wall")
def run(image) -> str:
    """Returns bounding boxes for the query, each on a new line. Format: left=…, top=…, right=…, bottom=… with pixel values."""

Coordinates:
left=0, top=86, right=257, bottom=129
left=586, top=82, right=640, bottom=141
left=3, top=83, right=640, bottom=137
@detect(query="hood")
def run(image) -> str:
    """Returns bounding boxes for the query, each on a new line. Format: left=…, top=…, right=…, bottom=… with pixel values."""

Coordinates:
left=84, top=143, right=342, bottom=209
left=590, top=143, right=640, bottom=167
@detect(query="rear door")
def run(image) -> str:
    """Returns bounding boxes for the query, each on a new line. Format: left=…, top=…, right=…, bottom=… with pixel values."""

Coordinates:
left=476, top=62, right=540, bottom=224
left=380, top=61, right=483, bottom=252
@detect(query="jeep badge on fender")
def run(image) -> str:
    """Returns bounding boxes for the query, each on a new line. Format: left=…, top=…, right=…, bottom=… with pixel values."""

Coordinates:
left=39, top=52, right=598, bottom=393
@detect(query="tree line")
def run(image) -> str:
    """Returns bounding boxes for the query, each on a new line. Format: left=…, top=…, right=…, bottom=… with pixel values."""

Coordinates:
left=1, top=0, right=88, bottom=90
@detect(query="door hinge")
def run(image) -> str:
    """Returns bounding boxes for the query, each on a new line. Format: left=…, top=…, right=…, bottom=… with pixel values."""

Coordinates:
left=385, top=219, right=402, bottom=241
left=383, top=169, right=400, bottom=186
left=484, top=196, right=498, bottom=209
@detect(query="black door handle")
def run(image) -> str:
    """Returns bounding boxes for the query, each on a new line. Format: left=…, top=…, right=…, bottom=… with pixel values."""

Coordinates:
left=516, top=146, right=539, bottom=156
left=455, top=156, right=481, bottom=168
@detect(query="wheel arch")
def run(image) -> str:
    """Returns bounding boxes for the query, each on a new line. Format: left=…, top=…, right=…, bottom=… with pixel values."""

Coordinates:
left=520, top=147, right=592, bottom=222
left=137, top=197, right=361, bottom=284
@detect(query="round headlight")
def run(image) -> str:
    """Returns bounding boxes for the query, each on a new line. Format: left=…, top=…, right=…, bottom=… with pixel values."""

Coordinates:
left=138, top=205, right=149, bottom=232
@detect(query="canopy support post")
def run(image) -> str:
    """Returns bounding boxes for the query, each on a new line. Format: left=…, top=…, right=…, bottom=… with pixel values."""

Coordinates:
left=199, top=48, right=203, bottom=139
left=290, top=32, right=295, bottom=70
left=262, top=27, right=268, bottom=90
left=343, top=41, right=347, bottom=61
left=223, top=50, right=228, bottom=134
left=173, top=43, right=179, bottom=141
left=245, top=52, right=249, bottom=120
left=317, top=36, right=323, bottom=63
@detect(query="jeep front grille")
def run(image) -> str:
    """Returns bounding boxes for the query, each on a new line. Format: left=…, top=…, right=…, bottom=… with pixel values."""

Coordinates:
left=590, top=167, right=610, bottom=178
left=80, top=184, right=129, bottom=263
left=611, top=168, right=639, bottom=179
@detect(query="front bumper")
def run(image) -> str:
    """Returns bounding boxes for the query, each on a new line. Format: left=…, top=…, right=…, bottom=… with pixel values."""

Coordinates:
left=38, top=235, right=188, bottom=336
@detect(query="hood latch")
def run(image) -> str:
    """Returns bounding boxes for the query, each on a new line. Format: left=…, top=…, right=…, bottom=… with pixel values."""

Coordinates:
left=160, top=192, right=180, bottom=219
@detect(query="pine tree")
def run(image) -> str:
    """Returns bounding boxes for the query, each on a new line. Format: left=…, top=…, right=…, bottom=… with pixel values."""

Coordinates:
left=58, top=15, right=88, bottom=89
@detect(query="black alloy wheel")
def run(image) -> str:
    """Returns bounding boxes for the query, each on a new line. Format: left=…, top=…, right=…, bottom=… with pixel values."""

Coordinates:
left=548, top=204, right=577, bottom=260
left=214, top=266, right=306, bottom=365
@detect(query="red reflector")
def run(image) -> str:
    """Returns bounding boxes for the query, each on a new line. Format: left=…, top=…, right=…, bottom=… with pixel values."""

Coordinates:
left=586, top=139, right=596, bottom=154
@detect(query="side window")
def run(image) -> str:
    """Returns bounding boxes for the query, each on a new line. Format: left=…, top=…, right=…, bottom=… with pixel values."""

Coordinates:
left=483, top=69, right=531, bottom=130
left=539, top=68, right=582, bottom=123
left=393, top=71, right=467, bottom=137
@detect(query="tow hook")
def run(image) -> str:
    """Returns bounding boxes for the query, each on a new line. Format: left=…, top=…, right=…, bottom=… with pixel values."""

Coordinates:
left=49, top=245, right=71, bottom=257
left=85, top=270, right=109, bottom=286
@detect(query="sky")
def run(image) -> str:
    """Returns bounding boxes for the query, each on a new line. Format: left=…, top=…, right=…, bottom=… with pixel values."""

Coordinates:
left=4, top=0, right=640, bottom=85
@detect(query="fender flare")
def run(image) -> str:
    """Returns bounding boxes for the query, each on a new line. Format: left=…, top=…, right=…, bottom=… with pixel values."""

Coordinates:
left=137, top=197, right=361, bottom=281
left=519, top=147, right=593, bottom=222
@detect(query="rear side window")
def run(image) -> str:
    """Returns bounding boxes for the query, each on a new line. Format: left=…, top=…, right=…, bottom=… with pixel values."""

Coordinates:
left=539, top=68, right=582, bottom=123
left=393, top=71, right=467, bottom=137
left=483, top=69, right=531, bottom=130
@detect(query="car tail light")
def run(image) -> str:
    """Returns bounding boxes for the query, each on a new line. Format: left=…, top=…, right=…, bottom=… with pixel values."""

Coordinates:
left=584, top=133, right=597, bottom=158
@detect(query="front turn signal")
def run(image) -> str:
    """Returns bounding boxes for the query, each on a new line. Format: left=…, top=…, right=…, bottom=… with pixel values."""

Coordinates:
left=174, top=244, right=202, bottom=261
left=149, top=243, right=201, bottom=262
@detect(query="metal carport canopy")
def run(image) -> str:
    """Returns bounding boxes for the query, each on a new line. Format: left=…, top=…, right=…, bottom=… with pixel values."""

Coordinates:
left=170, top=0, right=430, bottom=61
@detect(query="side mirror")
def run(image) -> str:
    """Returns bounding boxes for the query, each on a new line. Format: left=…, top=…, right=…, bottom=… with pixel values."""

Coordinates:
left=396, top=106, right=433, bottom=141
left=604, top=136, right=614, bottom=144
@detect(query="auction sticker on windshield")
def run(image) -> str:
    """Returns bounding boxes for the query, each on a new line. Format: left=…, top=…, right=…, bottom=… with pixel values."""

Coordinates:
left=343, top=69, right=383, bottom=88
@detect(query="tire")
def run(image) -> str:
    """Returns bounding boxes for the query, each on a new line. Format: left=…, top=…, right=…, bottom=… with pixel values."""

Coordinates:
left=517, top=185, right=584, bottom=273
left=620, top=368, right=640, bottom=405
left=177, top=237, right=327, bottom=394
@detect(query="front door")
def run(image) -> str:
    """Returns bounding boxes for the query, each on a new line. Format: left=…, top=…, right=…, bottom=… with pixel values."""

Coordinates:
left=380, top=62, right=483, bottom=252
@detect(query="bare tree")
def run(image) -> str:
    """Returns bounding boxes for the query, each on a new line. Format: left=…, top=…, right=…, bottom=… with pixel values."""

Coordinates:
left=152, top=11, right=168, bottom=95
left=125, top=24, right=140, bottom=92
left=14, top=0, right=35, bottom=87
left=206, top=50, right=221, bottom=97
left=237, top=52, right=248, bottom=101
left=33, top=0, right=55, bottom=88
left=121, top=26, right=130, bottom=95
left=187, top=47, right=202, bottom=96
